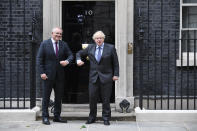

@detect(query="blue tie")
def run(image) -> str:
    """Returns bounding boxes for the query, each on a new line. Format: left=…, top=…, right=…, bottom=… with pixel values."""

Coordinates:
left=97, top=46, right=101, bottom=62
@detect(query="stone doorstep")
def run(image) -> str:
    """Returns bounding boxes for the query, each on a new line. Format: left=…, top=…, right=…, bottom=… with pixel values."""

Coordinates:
left=0, top=107, right=39, bottom=121
left=61, top=103, right=116, bottom=112
left=36, top=103, right=135, bottom=121
left=36, top=105, right=136, bottom=121
left=135, top=107, right=197, bottom=122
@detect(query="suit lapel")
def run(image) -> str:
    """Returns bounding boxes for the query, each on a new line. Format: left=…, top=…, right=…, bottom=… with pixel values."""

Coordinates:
left=90, top=44, right=97, bottom=62
left=99, top=44, right=107, bottom=63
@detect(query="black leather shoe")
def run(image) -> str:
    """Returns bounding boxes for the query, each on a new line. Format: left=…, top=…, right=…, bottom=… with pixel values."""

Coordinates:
left=104, top=120, right=110, bottom=125
left=53, top=117, right=67, bottom=123
left=42, top=117, right=50, bottom=125
left=85, top=119, right=95, bottom=124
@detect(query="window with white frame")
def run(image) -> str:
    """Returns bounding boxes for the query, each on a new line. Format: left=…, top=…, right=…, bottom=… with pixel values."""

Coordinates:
left=178, top=0, right=197, bottom=66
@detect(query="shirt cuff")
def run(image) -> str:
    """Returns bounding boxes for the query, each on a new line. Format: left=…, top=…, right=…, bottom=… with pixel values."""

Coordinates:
left=65, top=60, right=69, bottom=64
left=77, top=60, right=82, bottom=64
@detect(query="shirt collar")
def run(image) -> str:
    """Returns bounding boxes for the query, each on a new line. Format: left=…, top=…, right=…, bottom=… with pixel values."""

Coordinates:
left=51, top=38, right=58, bottom=44
left=96, top=43, right=104, bottom=49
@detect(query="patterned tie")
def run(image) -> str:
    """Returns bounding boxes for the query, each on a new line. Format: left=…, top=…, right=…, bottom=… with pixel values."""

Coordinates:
left=55, top=42, right=58, bottom=57
left=97, top=46, right=101, bottom=62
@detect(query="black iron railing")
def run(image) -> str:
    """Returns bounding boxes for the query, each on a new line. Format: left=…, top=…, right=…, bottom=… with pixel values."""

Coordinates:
left=135, top=30, right=197, bottom=110
left=0, top=0, right=42, bottom=109
left=134, top=0, right=196, bottom=110
left=0, top=33, right=37, bottom=109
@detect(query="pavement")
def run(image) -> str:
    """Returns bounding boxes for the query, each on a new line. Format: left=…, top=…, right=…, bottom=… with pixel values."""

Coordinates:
left=0, top=120, right=197, bottom=131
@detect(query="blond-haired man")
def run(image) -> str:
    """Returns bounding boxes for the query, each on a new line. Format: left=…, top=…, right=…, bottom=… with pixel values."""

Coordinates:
left=76, top=31, right=119, bottom=125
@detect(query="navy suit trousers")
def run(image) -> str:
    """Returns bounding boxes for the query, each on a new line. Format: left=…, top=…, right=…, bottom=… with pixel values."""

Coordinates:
left=88, top=77, right=112, bottom=121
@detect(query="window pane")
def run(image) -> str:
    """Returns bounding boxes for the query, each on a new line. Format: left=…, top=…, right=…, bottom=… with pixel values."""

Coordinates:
left=183, top=7, right=197, bottom=28
left=183, top=0, right=197, bottom=3
left=182, top=30, right=197, bottom=52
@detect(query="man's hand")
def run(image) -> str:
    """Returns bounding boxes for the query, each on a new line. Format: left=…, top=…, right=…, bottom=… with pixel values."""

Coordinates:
left=60, top=60, right=69, bottom=67
left=77, top=60, right=84, bottom=66
left=112, top=76, right=119, bottom=81
left=41, top=73, right=48, bottom=80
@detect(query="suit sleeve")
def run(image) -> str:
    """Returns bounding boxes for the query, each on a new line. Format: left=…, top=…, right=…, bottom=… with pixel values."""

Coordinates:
left=76, top=46, right=89, bottom=62
left=36, top=42, right=45, bottom=75
left=112, top=46, right=119, bottom=76
left=64, top=42, right=74, bottom=63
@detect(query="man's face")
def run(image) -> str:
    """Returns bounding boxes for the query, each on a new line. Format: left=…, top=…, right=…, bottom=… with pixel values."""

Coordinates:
left=52, top=28, right=62, bottom=42
left=94, top=37, right=104, bottom=46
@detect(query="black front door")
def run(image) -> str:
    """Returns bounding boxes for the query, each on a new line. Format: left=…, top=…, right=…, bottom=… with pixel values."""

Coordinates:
left=62, top=1, right=115, bottom=103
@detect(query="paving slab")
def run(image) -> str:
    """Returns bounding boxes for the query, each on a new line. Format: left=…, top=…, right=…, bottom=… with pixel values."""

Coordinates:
left=137, top=122, right=188, bottom=131
left=0, top=121, right=138, bottom=131
left=183, top=122, right=197, bottom=131
left=0, top=120, right=197, bottom=131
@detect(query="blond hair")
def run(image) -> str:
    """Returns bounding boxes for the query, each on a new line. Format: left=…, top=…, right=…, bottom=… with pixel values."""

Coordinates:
left=92, top=31, right=105, bottom=40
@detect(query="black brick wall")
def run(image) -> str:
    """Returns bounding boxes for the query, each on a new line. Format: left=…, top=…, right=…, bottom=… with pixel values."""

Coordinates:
left=0, top=0, right=43, bottom=99
left=134, top=0, right=197, bottom=97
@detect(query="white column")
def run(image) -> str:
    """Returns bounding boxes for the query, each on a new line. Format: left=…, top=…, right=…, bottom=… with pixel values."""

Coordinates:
left=115, top=0, right=134, bottom=112
left=43, top=0, right=61, bottom=40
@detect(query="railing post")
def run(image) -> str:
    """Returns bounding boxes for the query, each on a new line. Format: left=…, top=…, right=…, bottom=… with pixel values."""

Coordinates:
left=30, top=40, right=36, bottom=109
left=138, top=8, right=144, bottom=109
left=29, top=11, right=37, bottom=109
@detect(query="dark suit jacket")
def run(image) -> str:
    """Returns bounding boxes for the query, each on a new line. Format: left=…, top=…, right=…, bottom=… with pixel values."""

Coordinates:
left=76, top=43, right=119, bottom=84
left=37, top=39, right=73, bottom=81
